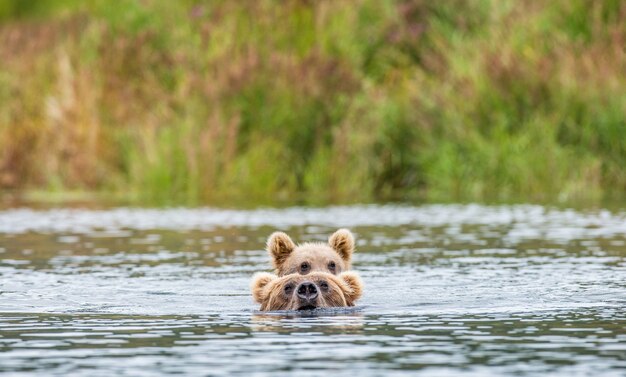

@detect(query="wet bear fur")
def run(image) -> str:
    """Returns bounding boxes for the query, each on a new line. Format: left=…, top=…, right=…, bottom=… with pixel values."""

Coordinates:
left=251, top=271, right=363, bottom=311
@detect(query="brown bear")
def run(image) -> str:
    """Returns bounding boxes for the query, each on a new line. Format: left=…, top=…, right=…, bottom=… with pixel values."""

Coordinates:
left=266, top=229, right=355, bottom=276
left=251, top=271, right=363, bottom=311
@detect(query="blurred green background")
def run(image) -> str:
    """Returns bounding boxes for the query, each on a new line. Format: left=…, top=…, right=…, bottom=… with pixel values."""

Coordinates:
left=0, top=0, right=624, bottom=205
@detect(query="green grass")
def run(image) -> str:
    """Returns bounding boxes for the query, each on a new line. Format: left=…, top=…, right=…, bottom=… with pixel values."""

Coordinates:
left=0, top=0, right=624, bottom=205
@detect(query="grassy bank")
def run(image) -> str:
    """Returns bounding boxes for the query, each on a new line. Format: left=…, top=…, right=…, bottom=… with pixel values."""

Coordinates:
left=0, top=0, right=625, bottom=205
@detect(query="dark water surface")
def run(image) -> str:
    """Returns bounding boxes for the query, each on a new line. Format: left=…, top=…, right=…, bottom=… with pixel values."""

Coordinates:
left=0, top=205, right=625, bottom=376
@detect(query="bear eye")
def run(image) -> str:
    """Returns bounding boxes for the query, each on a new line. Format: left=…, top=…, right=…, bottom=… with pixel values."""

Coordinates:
left=284, top=284, right=294, bottom=294
left=300, top=262, right=310, bottom=272
left=319, top=281, right=329, bottom=291
left=328, top=261, right=336, bottom=272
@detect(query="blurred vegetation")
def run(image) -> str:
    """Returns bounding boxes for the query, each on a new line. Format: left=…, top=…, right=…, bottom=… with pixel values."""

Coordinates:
left=0, top=0, right=624, bottom=205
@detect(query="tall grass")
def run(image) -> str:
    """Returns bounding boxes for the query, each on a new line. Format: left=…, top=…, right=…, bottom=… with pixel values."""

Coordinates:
left=0, top=0, right=624, bottom=205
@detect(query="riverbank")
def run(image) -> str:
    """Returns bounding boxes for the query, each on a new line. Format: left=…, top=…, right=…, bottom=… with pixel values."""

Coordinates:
left=1, top=1, right=624, bottom=205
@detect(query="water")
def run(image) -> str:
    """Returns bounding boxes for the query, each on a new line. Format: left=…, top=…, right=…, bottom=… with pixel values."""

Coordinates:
left=0, top=204, right=624, bottom=376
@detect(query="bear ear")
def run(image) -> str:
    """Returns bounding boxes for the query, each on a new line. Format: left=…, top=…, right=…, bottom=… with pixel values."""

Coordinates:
left=267, top=232, right=296, bottom=270
left=328, top=229, right=355, bottom=264
left=250, top=272, right=278, bottom=303
left=339, top=271, right=363, bottom=305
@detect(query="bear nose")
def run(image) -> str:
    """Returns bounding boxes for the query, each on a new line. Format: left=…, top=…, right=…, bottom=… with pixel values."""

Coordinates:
left=296, top=282, right=318, bottom=300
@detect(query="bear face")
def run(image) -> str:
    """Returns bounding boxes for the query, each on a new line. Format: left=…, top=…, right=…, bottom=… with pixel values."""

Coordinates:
left=251, top=271, right=363, bottom=311
left=266, top=229, right=355, bottom=276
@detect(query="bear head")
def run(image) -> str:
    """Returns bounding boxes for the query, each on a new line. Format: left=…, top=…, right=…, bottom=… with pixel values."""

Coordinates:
left=266, top=229, right=355, bottom=276
left=251, top=271, right=363, bottom=311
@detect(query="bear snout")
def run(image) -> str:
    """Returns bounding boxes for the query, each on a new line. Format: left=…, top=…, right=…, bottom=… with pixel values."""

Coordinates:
left=296, top=282, right=318, bottom=301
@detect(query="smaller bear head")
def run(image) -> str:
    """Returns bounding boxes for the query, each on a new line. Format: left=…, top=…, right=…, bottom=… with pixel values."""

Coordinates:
left=251, top=271, right=363, bottom=311
left=266, top=229, right=355, bottom=276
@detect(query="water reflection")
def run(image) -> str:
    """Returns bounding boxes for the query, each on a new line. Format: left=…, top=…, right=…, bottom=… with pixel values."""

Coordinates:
left=0, top=310, right=624, bottom=375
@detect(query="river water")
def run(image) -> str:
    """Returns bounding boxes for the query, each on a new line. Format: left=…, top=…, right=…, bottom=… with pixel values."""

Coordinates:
left=0, top=204, right=624, bottom=376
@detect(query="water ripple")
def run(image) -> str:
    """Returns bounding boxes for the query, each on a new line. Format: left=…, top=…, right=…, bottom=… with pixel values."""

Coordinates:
left=0, top=204, right=624, bottom=376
